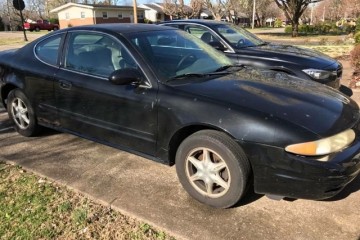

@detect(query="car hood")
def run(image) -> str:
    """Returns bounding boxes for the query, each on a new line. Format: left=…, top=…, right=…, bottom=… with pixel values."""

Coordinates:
left=169, top=68, right=359, bottom=137
left=236, top=43, right=338, bottom=69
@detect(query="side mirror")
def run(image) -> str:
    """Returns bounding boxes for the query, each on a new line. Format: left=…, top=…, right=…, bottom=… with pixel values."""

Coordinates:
left=209, top=41, right=226, bottom=51
left=109, top=68, right=142, bottom=85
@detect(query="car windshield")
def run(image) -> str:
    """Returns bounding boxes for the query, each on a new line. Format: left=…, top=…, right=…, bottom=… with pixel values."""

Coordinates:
left=213, top=24, right=265, bottom=49
left=124, top=29, right=233, bottom=82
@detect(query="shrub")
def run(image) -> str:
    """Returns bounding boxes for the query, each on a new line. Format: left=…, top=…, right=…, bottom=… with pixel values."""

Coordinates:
left=356, top=17, right=360, bottom=33
left=49, top=18, right=59, bottom=24
left=274, top=19, right=282, bottom=28
left=342, top=23, right=356, bottom=34
left=284, top=25, right=292, bottom=34
left=355, top=32, right=360, bottom=45
left=350, top=44, right=360, bottom=70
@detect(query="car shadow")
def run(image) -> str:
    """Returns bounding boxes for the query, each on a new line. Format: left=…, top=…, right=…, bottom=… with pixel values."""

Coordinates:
left=0, top=114, right=60, bottom=137
left=321, top=174, right=360, bottom=202
left=232, top=182, right=264, bottom=208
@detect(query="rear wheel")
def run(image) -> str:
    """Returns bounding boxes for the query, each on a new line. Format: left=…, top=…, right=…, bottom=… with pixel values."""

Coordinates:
left=7, top=89, right=41, bottom=137
left=53, top=27, right=58, bottom=31
left=35, top=27, right=40, bottom=32
left=175, top=130, right=250, bottom=208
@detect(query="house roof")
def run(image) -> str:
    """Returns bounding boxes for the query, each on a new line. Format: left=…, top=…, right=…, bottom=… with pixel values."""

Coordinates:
left=141, top=4, right=164, bottom=13
left=50, top=3, right=145, bottom=13
left=143, top=2, right=192, bottom=14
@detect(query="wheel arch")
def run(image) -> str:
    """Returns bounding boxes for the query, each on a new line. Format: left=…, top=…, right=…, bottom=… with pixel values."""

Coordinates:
left=1, top=83, right=19, bottom=108
left=167, top=124, right=237, bottom=166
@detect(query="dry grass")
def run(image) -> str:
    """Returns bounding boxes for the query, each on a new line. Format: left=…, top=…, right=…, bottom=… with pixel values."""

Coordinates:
left=0, top=163, right=174, bottom=240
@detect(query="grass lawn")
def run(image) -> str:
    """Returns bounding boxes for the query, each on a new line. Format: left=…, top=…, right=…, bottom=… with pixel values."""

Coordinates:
left=0, top=38, right=26, bottom=45
left=299, top=45, right=353, bottom=58
left=0, top=163, right=174, bottom=240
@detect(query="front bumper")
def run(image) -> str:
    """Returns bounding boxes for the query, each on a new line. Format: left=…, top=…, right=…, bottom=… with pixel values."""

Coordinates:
left=241, top=138, right=360, bottom=200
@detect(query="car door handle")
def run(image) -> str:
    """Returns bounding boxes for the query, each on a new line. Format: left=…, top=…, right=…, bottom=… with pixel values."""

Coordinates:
left=59, top=80, right=72, bottom=90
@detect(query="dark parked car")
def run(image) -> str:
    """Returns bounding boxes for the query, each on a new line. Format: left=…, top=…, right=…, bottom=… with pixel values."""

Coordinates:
left=0, top=24, right=359, bottom=208
left=160, top=20, right=352, bottom=96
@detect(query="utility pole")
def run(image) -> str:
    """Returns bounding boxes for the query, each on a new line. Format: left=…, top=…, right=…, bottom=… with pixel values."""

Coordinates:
left=133, top=0, right=138, bottom=23
left=252, top=0, right=256, bottom=29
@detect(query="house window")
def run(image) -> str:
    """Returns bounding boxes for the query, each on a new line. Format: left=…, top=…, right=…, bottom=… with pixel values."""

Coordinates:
left=81, top=12, right=85, bottom=18
left=137, top=13, right=144, bottom=19
left=156, top=13, right=161, bottom=20
left=65, top=12, right=70, bottom=19
left=118, top=13, right=123, bottom=19
left=102, top=12, right=108, bottom=19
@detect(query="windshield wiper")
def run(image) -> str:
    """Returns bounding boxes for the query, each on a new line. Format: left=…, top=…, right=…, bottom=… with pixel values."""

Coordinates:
left=167, top=72, right=229, bottom=82
left=214, top=64, right=244, bottom=72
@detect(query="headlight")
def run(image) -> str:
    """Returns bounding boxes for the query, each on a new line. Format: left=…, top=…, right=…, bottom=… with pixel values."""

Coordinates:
left=285, top=129, right=355, bottom=157
left=302, top=69, right=335, bottom=80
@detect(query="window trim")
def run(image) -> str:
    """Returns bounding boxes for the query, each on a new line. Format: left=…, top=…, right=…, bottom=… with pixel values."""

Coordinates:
left=102, top=11, right=108, bottom=19
left=65, top=12, right=70, bottom=20
left=81, top=12, right=85, bottom=19
left=33, top=32, right=66, bottom=68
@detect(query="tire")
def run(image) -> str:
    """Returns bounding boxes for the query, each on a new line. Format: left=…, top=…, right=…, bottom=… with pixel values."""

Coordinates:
left=7, top=89, right=41, bottom=137
left=35, top=27, right=40, bottom=32
left=175, top=130, right=250, bottom=208
left=53, top=27, right=58, bottom=31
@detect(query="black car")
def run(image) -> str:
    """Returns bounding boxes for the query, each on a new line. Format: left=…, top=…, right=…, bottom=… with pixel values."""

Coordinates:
left=0, top=24, right=359, bottom=208
left=160, top=20, right=352, bottom=96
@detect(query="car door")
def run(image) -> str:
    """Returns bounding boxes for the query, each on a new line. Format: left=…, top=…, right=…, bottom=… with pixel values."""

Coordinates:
left=30, top=33, right=65, bottom=125
left=54, top=31, right=158, bottom=155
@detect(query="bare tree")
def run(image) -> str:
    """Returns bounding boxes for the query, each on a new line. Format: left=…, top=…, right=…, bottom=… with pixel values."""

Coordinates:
left=190, top=0, right=203, bottom=19
left=163, top=0, right=179, bottom=20
left=274, top=0, right=323, bottom=37
left=203, top=0, right=229, bottom=20
left=0, top=0, right=23, bottom=30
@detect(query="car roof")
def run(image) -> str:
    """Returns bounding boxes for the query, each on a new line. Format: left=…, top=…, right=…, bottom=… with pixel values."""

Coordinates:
left=161, top=19, right=229, bottom=26
left=58, top=23, right=175, bottom=34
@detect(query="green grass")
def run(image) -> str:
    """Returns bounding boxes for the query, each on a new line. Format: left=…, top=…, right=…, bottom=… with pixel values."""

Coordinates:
left=0, top=163, right=175, bottom=239
left=0, top=38, right=26, bottom=45
left=299, top=45, right=353, bottom=58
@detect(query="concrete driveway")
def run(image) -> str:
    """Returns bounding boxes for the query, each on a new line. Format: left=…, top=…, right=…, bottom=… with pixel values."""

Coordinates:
left=0, top=102, right=360, bottom=240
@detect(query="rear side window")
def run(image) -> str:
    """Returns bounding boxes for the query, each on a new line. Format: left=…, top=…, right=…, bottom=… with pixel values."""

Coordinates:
left=35, top=34, right=64, bottom=66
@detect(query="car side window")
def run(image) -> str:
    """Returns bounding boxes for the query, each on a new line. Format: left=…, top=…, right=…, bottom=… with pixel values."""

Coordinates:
left=35, top=34, right=64, bottom=66
left=184, top=25, right=221, bottom=46
left=64, top=32, right=138, bottom=77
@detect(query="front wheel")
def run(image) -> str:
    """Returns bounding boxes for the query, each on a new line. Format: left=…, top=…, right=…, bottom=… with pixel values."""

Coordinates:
left=175, top=130, right=250, bottom=208
left=7, top=89, right=41, bottom=137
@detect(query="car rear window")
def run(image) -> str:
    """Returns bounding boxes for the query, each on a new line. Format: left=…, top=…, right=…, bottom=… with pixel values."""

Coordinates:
left=35, top=34, right=64, bottom=66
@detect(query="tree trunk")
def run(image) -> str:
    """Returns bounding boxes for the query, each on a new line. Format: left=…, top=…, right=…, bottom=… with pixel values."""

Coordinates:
left=292, top=21, right=299, bottom=37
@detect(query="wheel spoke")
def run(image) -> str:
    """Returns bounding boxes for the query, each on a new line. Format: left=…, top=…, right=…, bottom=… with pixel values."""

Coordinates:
left=12, top=101, right=19, bottom=112
left=212, top=175, right=229, bottom=190
left=203, top=148, right=212, bottom=165
left=187, top=156, right=203, bottom=171
left=19, top=115, right=25, bottom=127
left=21, top=114, right=30, bottom=125
left=189, top=172, right=203, bottom=182
left=212, top=162, right=227, bottom=172
left=205, top=180, right=214, bottom=195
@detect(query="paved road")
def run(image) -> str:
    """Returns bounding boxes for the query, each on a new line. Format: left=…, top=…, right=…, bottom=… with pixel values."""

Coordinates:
left=0, top=35, right=360, bottom=239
